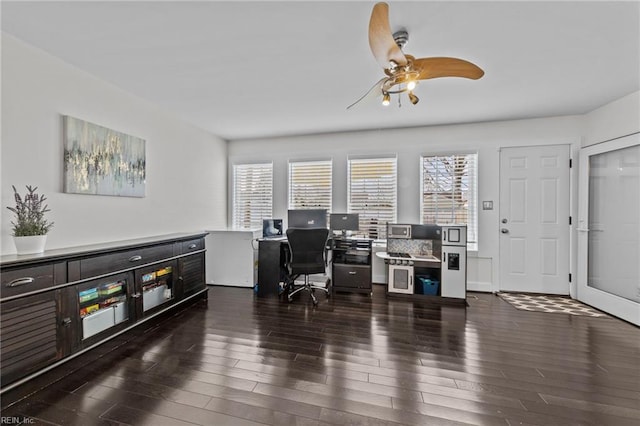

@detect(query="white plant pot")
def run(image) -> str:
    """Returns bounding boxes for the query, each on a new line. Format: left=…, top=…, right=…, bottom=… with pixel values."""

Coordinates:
left=13, top=235, right=47, bottom=255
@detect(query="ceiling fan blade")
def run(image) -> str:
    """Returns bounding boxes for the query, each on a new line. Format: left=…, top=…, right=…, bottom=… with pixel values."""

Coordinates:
left=347, top=77, right=387, bottom=110
left=369, top=2, right=407, bottom=68
left=413, top=57, right=485, bottom=80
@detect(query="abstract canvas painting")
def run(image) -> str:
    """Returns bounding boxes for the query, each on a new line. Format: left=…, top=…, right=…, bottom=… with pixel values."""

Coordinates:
left=63, top=116, right=146, bottom=197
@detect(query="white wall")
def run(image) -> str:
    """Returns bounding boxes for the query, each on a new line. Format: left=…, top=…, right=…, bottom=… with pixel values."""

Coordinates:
left=229, top=115, right=585, bottom=292
left=1, top=34, right=228, bottom=255
left=584, top=90, right=640, bottom=146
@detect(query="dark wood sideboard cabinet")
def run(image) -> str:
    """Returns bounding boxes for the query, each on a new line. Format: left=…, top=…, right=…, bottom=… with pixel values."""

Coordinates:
left=0, top=232, right=208, bottom=393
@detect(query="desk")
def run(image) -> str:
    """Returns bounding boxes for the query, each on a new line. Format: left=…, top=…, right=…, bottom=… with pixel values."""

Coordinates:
left=257, top=236, right=333, bottom=297
left=258, top=236, right=372, bottom=297
left=257, top=238, right=288, bottom=297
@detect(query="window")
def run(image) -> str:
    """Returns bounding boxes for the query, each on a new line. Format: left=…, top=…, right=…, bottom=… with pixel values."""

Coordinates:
left=421, top=154, right=478, bottom=244
left=288, top=160, right=332, bottom=213
left=232, top=162, right=273, bottom=228
left=348, top=156, right=397, bottom=239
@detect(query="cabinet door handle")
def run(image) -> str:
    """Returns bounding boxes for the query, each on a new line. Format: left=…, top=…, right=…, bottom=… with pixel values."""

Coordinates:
left=348, top=271, right=357, bottom=275
left=6, top=277, right=35, bottom=287
left=129, top=255, right=143, bottom=262
left=188, top=244, right=197, bottom=249
left=61, top=317, right=72, bottom=326
left=132, top=293, right=142, bottom=298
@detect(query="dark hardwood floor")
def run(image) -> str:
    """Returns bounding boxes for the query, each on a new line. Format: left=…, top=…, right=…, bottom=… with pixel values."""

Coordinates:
left=1, top=285, right=639, bottom=426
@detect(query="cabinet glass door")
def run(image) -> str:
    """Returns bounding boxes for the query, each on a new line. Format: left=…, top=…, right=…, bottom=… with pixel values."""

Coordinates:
left=136, top=261, right=177, bottom=315
left=388, top=265, right=413, bottom=294
left=78, top=272, right=132, bottom=341
left=393, top=269, right=409, bottom=289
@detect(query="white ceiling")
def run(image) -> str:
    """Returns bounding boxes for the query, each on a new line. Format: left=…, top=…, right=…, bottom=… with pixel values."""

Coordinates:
left=2, top=1, right=639, bottom=141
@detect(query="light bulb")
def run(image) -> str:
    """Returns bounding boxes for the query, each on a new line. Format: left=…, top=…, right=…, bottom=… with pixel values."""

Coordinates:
left=407, top=80, right=417, bottom=91
left=408, top=91, right=419, bottom=105
left=382, top=92, right=391, bottom=106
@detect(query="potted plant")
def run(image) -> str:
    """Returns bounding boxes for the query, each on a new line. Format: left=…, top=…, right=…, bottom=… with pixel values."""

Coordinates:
left=6, top=185, right=54, bottom=254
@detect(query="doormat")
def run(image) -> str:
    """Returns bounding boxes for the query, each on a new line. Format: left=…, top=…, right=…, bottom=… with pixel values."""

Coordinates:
left=497, top=292, right=609, bottom=318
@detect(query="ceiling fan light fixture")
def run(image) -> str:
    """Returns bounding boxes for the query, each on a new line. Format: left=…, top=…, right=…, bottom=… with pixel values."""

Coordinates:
left=346, top=2, right=484, bottom=110
left=382, top=92, right=391, bottom=106
left=408, top=91, right=419, bottom=105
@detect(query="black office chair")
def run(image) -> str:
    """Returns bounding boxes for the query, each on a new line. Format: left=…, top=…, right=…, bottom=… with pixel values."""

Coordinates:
left=284, top=228, right=331, bottom=306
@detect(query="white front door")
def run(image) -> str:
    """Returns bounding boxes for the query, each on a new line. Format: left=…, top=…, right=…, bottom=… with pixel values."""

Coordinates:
left=577, top=133, right=640, bottom=325
left=499, top=145, right=571, bottom=294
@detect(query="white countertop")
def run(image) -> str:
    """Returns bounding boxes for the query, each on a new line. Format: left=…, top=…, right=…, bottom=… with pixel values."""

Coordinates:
left=206, top=227, right=261, bottom=234
left=375, top=251, right=440, bottom=263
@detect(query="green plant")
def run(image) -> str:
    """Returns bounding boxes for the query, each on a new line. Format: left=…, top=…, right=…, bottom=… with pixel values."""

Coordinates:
left=6, top=185, right=54, bottom=236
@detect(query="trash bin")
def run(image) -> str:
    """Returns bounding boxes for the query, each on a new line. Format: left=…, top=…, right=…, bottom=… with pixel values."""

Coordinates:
left=418, top=276, right=439, bottom=296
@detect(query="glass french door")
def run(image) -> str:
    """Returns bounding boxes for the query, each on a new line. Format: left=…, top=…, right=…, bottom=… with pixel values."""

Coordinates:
left=577, top=133, right=640, bottom=325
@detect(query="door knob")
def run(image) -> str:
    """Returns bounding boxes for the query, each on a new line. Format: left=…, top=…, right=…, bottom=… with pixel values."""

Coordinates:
left=501, top=218, right=508, bottom=224
left=501, top=228, right=509, bottom=234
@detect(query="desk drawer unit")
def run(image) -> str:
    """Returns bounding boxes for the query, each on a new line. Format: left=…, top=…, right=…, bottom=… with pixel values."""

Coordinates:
left=333, top=264, right=371, bottom=289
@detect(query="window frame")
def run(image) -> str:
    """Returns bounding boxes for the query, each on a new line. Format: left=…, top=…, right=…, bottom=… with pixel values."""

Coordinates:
left=347, top=155, right=398, bottom=239
left=232, top=162, right=273, bottom=229
left=287, top=159, right=333, bottom=213
left=420, top=152, right=478, bottom=246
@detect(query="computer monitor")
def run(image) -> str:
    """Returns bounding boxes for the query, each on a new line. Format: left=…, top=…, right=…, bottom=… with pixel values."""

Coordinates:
left=330, top=213, right=359, bottom=233
left=262, top=219, right=283, bottom=238
left=287, top=209, right=327, bottom=229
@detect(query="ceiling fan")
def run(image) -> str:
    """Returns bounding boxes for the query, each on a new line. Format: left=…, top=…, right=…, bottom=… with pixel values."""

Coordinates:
left=347, top=2, right=484, bottom=109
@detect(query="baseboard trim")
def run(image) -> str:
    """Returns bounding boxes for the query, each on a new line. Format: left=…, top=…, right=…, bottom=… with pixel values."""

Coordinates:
left=467, top=281, right=492, bottom=293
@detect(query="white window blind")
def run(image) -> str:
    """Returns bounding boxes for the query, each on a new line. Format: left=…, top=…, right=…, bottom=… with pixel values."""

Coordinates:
left=421, top=154, right=478, bottom=243
left=232, top=163, right=273, bottom=228
left=348, top=157, right=397, bottom=239
left=288, top=160, right=332, bottom=212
